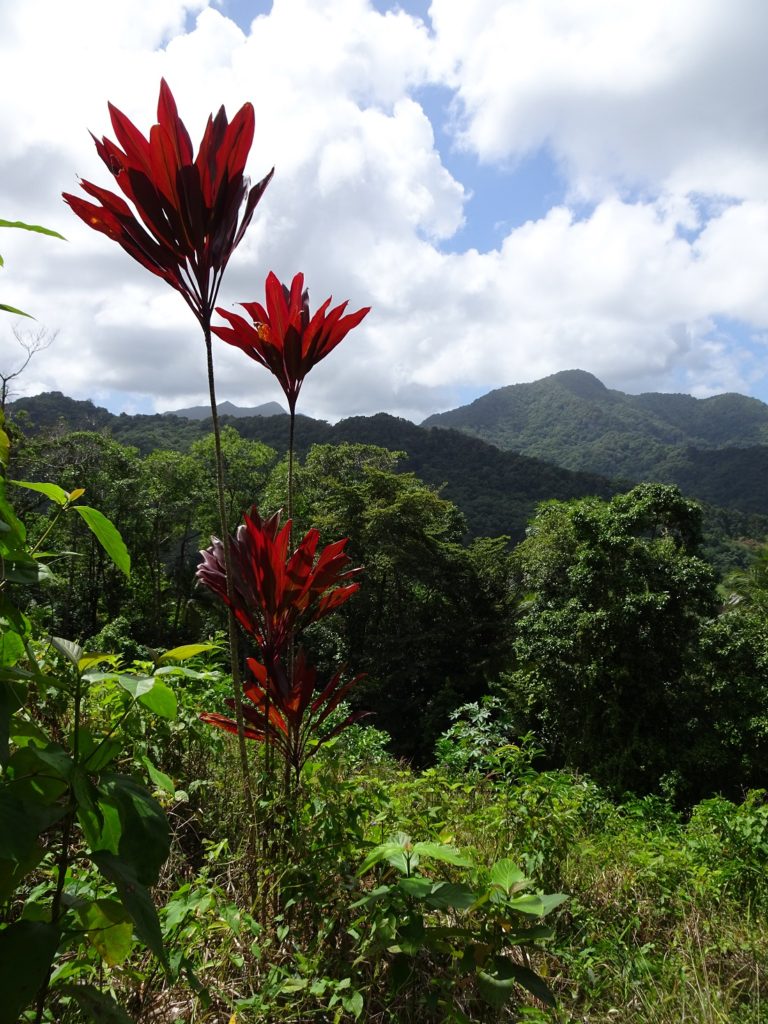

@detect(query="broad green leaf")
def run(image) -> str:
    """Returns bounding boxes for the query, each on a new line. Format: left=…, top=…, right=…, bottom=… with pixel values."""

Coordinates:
left=80, top=734, right=122, bottom=772
left=342, top=990, right=364, bottom=1019
left=396, top=915, right=426, bottom=955
left=507, top=892, right=568, bottom=917
left=425, top=882, right=479, bottom=910
left=91, top=851, right=168, bottom=968
left=479, top=958, right=555, bottom=1007
left=0, top=219, right=65, bottom=240
left=158, top=643, right=216, bottom=663
left=0, top=677, right=26, bottom=767
left=51, top=636, right=82, bottom=667
left=10, top=479, right=69, bottom=506
left=0, top=845, right=44, bottom=903
left=0, top=920, right=60, bottom=1024
left=0, top=480, right=25, bottom=543
left=141, top=756, right=175, bottom=795
left=357, top=841, right=410, bottom=876
left=1, top=552, right=53, bottom=584
left=77, top=793, right=121, bottom=855
left=489, top=859, right=527, bottom=895
left=138, top=680, right=176, bottom=719
left=0, top=791, right=64, bottom=861
left=0, top=425, right=8, bottom=470
left=98, top=773, right=170, bottom=884
left=0, top=627, right=25, bottom=670
left=73, top=505, right=131, bottom=577
left=60, top=983, right=135, bottom=1023
left=397, top=876, right=433, bottom=898
left=78, top=652, right=120, bottom=673
left=77, top=899, right=135, bottom=966
left=413, top=841, right=472, bottom=867
left=112, top=674, right=155, bottom=699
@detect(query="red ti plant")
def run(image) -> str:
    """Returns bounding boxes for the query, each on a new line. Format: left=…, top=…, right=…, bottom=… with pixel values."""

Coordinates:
left=197, top=508, right=365, bottom=783
left=64, top=79, right=274, bottom=816
left=212, top=271, right=370, bottom=516
left=201, top=651, right=366, bottom=783
left=196, top=507, right=362, bottom=676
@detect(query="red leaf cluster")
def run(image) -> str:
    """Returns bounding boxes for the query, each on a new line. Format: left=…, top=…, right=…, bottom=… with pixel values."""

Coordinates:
left=63, top=80, right=273, bottom=322
left=213, top=271, right=370, bottom=413
left=197, top=508, right=365, bottom=770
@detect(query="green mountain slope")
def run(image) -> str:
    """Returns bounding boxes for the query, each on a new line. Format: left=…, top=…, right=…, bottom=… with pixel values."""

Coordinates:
left=9, top=390, right=767, bottom=562
left=422, top=369, right=768, bottom=512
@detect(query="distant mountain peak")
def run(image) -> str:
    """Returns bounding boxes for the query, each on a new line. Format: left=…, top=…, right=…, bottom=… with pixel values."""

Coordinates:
left=545, top=369, right=609, bottom=398
left=163, top=399, right=286, bottom=420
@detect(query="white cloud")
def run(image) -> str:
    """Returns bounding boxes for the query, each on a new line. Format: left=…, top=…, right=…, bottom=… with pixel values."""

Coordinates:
left=1, top=0, right=768, bottom=425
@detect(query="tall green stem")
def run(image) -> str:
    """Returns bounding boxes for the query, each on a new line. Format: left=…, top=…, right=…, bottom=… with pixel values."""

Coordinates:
left=203, top=323, right=255, bottom=825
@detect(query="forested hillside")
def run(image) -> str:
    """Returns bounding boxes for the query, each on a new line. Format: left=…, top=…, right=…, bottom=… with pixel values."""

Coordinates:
left=423, top=369, right=768, bottom=515
left=10, top=391, right=768, bottom=564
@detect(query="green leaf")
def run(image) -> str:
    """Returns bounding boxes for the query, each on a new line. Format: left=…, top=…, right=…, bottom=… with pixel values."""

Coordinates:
left=60, top=983, right=135, bottom=1023
left=396, top=915, right=426, bottom=955
left=357, top=840, right=411, bottom=876
left=0, top=791, right=64, bottom=861
left=98, top=773, right=170, bottom=884
left=412, top=841, right=472, bottom=867
left=0, top=845, right=44, bottom=904
left=0, top=480, right=25, bottom=543
left=0, top=219, right=66, bottom=240
left=397, top=876, right=433, bottom=898
left=91, top=851, right=168, bottom=968
left=77, top=899, right=135, bottom=966
left=78, top=652, right=121, bottom=673
left=10, top=479, right=69, bottom=506
left=507, top=892, right=568, bottom=917
left=73, top=505, right=130, bottom=577
left=489, top=859, right=527, bottom=895
left=0, top=920, right=60, bottom=1024
left=0, top=677, right=26, bottom=767
left=51, top=636, right=83, bottom=667
left=141, top=756, right=175, bottom=795
left=425, top=882, right=479, bottom=910
left=0, top=425, right=9, bottom=470
left=0, top=302, right=33, bottom=318
left=0, top=626, right=25, bottom=670
left=342, top=990, right=364, bottom=1020
left=158, top=643, right=216, bottom=663
left=1, top=552, right=53, bottom=584
left=480, top=958, right=556, bottom=1007
left=138, top=680, right=176, bottom=719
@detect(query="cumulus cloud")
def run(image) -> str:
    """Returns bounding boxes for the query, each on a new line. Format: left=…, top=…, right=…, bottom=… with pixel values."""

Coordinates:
left=1, top=0, right=768, bottom=423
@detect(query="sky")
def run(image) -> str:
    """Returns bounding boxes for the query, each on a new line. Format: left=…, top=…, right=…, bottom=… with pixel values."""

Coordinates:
left=2, top=0, right=768, bottom=423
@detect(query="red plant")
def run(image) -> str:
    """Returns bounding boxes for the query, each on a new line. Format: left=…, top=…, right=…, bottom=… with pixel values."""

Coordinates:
left=212, top=271, right=370, bottom=414
left=63, top=79, right=273, bottom=323
left=197, top=507, right=362, bottom=672
left=200, top=650, right=366, bottom=776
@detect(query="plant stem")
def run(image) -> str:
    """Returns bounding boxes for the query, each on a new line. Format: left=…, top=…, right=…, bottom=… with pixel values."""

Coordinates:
left=34, top=667, right=82, bottom=1023
left=203, top=324, right=255, bottom=829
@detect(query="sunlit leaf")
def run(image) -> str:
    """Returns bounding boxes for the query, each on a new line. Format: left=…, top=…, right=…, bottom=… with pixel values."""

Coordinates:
left=10, top=479, right=69, bottom=506
left=73, top=505, right=131, bottom=577
left=158, top=643, right=216, bottom=663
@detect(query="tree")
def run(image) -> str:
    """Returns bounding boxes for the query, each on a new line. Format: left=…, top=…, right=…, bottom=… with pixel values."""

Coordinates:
left=270, top=443, right=515, bottom=759
left=0, top=324, right=57, bottom=411
left=507, top=484, right=718, bottom=794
